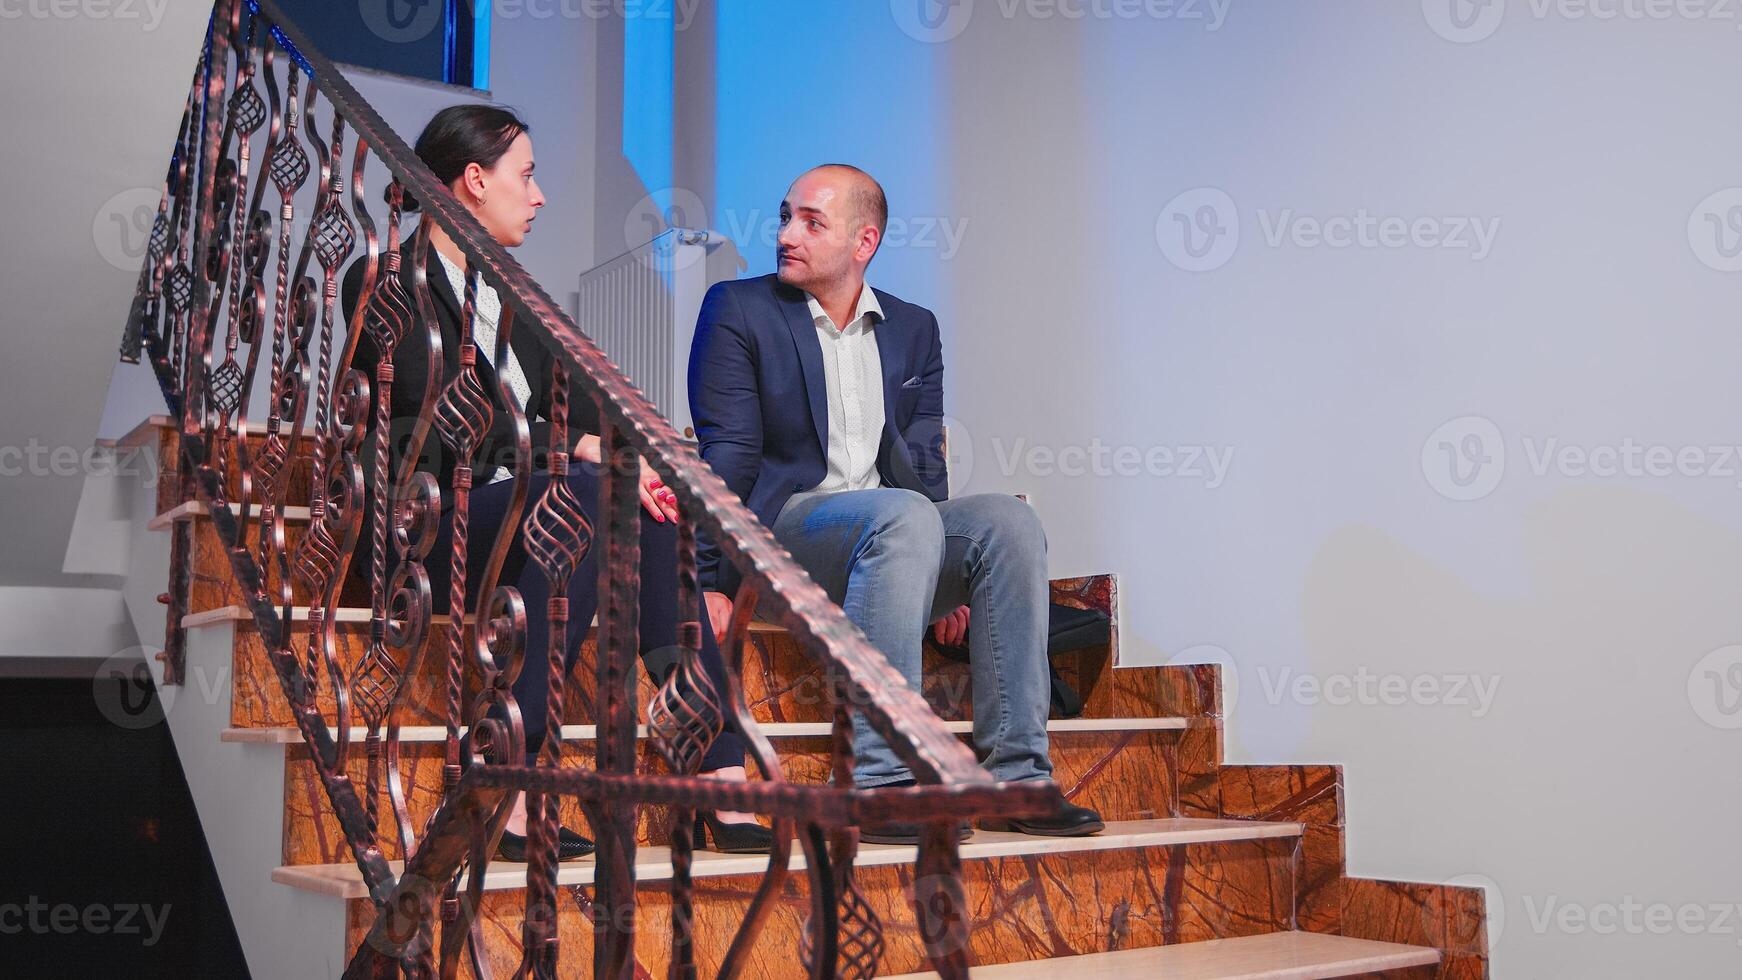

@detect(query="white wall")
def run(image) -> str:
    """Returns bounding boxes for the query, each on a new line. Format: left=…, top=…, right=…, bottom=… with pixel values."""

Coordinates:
left=43, top=1, right=1742, bottom=974
left=612, top=2, right=1740, bottom=976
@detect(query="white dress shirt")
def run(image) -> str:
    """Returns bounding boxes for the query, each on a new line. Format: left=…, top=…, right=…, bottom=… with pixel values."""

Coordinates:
left=435, top=250, right=530, bottom=484
left=807, top=283, right=886, bottom=495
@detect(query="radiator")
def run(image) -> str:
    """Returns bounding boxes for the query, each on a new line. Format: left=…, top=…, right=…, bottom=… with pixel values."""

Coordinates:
left=575, top=228, right=712, bottom=438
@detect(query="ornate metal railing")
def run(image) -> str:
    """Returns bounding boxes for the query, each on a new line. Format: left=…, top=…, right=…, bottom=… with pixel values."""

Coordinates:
left=119, top=2, right=1061, bottom=977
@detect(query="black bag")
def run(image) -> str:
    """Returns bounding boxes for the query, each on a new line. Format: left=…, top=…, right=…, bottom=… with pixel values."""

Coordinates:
left=928, top=602, right=1111, bottom=719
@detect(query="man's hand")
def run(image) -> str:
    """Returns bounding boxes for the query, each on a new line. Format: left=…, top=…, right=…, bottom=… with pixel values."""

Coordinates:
left=932, top=605, right=970, bottom=647
left=703, top=591, right=735, bottom=645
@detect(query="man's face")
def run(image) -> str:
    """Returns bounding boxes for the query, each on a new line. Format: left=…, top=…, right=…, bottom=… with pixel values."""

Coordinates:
left=776, top=170, right=865, bottom=293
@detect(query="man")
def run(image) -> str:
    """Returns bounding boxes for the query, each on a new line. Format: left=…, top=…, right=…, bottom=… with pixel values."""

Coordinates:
left=687, top=164, right=1103, bottom=843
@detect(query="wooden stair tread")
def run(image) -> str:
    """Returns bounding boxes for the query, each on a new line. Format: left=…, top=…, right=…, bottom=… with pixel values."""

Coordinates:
left=883, top=932, right=1441, bottom=979
left=223, top=716, right=1189, bottom=744
left=148, top=499, right=312, bottom=529
left=181, top=603, right=785, bottom=633
left=272, top=818, right=1303, bottom=900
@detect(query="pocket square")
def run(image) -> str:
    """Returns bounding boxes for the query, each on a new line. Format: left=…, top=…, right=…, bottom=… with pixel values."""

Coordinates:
left=900, top=376, right=923, bottom=389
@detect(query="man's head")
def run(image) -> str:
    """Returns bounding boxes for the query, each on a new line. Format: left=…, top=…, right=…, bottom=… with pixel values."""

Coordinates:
left=776, top=164, right=888, bottom=294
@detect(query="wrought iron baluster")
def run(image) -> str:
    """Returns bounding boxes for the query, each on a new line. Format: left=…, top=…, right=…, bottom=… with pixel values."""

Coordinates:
left=519, top=358, right=592, bottom=979
left=591, top=419, right=643, bottom=980
left=648, top=513, right=723, bottom=980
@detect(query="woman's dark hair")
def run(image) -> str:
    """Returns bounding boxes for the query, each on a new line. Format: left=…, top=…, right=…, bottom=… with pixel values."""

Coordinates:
left=393, top=104, right=530, bottom=212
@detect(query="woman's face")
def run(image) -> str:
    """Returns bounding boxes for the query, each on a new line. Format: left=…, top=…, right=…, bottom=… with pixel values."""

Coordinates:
left=462, top=131, right=544, bottom=248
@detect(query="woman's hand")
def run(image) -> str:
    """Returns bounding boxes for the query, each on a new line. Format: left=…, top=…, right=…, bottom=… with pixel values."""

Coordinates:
left=639, top=458, right=679, bottom=523
left=574, top=435, right=676, bottom=523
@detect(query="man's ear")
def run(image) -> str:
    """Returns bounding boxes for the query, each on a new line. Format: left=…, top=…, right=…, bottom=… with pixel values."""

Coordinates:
left=856, top=224, right=883, bottom=264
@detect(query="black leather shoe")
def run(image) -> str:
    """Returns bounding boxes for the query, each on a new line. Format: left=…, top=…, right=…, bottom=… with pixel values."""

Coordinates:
left=980, top=801, right=1104, bottom=837
left=856, top=777, right=973, bottom=845
left=859, top=821, right=974, bottom=846
left=497, top=826, right=595, bottom=863
left=693, top=812, right=775, bottom=854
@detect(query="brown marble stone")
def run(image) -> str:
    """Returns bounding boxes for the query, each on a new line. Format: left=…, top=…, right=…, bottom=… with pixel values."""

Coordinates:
left=1294, top=826, right=1347, bottom=936
left=340, top=836, right=1297, bottom=978
left=283, top=729, right=1179, bottom=866
left=1337, top=877, right=1489, bottom=977
left=227, top=621, right=457, bottom=730
left=1169, top=721, right=1223, bottom=818
left=1219, top=765, right=1343, bottom=829
left=1217, top=764, right=1347, bottom=934
left=153, top=421, right=316, bottom=515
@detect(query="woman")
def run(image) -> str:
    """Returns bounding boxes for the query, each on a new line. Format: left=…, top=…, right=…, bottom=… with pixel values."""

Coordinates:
left=343, top=105, right=770, bottom=858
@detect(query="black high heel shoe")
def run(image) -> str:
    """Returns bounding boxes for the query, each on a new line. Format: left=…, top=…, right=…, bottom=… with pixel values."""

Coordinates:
left=497, top=826, right=595, bottom=863
left=691, top=812, right=775, bottom=854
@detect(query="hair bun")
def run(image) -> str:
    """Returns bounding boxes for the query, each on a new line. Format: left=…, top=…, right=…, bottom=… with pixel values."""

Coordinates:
left=383, top=182, right=422, bottom=213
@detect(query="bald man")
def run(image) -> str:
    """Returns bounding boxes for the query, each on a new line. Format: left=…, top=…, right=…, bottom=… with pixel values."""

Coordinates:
left=687, top=165, right=1103, bottom=843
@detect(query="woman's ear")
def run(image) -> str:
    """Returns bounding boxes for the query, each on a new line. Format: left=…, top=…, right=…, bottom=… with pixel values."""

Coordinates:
left=461, top=160, right=488, bottom=204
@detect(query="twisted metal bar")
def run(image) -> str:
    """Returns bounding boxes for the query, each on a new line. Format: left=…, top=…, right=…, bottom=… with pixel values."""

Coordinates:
left=519, top=358, right=591, bottom=980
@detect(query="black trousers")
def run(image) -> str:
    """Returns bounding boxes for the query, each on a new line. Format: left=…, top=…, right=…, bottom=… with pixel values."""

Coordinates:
left=423, top=461, right=746, bottom=771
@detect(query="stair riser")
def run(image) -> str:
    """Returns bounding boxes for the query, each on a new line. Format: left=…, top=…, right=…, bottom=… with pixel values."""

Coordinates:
left=220, top=624, right=1195, bottom=731
left=340, top=836, right=1298, bottom=978
left=281, top=730, right=1180, bottom=865
left=150, top=427, right=316, bottom=518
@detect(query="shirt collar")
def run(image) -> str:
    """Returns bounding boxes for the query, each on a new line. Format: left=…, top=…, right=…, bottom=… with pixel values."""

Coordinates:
left=806, top=282, right=884, bottom=333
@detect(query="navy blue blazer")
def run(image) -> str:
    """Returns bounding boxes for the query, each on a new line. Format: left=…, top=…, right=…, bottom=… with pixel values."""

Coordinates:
left=687, top=273, right=948, bottom=594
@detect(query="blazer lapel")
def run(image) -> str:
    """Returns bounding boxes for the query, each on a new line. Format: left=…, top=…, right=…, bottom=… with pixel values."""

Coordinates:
left=778, top=285, right=829, bottom=456
left=874, top=295, right=907, bottom=430
left=423, top=251, right=504, bottom=394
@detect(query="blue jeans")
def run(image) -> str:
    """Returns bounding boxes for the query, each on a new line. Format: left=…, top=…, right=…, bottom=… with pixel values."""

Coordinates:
left=772, top=489, right=1053, bottom=787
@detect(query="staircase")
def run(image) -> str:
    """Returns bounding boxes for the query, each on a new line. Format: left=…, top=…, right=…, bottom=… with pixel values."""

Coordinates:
left=112, top=1, right=1491, bottom=976
left=113, top=416, right=1486, bottom=978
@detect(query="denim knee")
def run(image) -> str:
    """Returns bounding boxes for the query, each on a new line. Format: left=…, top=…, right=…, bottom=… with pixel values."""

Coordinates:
left=864, top=489, right=945, bottom=560
left=961, top=493, right=1046, bottom=558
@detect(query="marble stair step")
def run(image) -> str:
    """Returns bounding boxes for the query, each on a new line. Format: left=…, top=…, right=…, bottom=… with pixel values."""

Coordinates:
left=284, top=818, right=1308, bottom=977
left=222, top=716, right=1189, bottom=743
left=883, top=931, right=1441, bottom=980
left=272, top=817, right=1303, bottom=900
left=186, top=598, right=1185, bottom=730
left=257, top=715, right=1191, bottom=864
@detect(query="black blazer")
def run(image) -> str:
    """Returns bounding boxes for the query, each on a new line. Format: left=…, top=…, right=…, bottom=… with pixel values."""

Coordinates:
left=687, top=274, right=948, bottom=596
left=340, top=241, right=600, bottom=584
